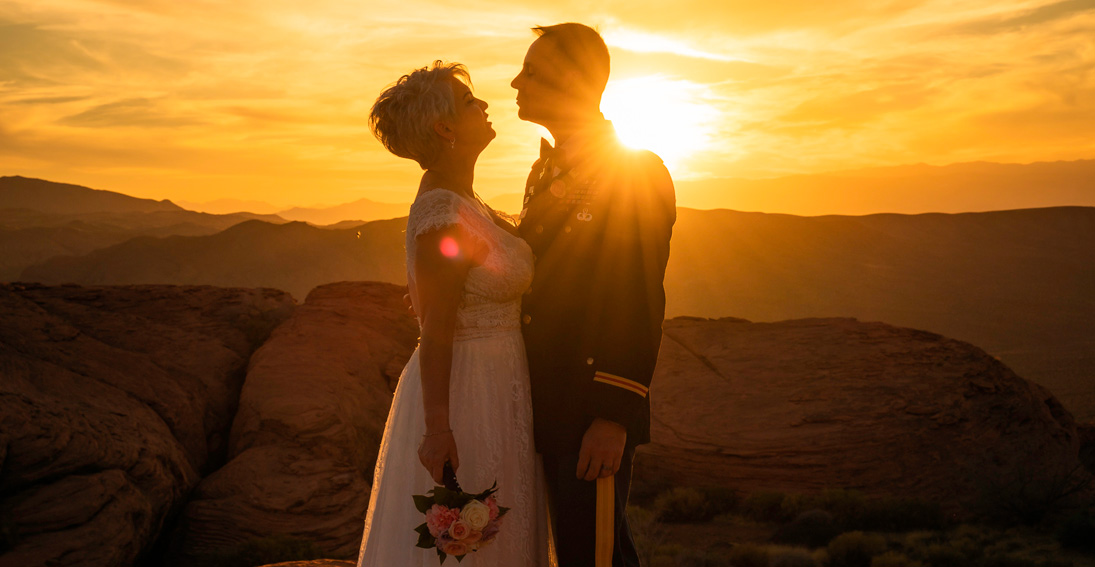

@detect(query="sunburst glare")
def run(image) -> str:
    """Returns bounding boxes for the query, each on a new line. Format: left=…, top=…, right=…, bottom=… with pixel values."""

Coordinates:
left=600, top=76, right=721, bottom=172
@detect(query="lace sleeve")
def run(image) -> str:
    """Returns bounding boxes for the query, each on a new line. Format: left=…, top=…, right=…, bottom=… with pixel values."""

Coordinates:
left=407, top=189, right=467, bottom=239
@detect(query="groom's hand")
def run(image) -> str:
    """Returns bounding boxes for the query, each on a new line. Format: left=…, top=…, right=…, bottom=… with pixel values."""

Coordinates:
left=576, top=418, right=627, bottom=481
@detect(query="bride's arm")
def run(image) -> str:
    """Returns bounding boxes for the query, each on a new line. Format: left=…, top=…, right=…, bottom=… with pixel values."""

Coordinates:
left=413, top=224, right=485, bottom=484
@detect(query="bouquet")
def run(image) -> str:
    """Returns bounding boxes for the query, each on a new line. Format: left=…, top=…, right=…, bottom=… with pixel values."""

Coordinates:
left=413, top=463, right=509, bottom=564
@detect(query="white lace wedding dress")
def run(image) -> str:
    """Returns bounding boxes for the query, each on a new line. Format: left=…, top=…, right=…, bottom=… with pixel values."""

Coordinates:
left=357, top=188, right=551, bottom=567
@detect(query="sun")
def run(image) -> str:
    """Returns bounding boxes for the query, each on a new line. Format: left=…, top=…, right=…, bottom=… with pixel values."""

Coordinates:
left=600, top=75, right=719, bottom=171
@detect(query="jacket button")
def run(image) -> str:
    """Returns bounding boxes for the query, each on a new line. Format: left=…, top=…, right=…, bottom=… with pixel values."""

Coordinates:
left=535, top=225, right=544, bottom=234
left=522, top=314, right=532, bottom=324
left=586, top=357, right=594, bottom=365
left=564, top=226, right=572, bottom=233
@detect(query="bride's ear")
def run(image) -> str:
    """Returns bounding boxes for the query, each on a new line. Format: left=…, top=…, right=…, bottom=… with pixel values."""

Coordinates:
left=433, top=120, right=454, bottom=142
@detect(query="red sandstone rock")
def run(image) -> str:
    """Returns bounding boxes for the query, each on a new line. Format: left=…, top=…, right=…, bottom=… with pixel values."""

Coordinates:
left=176, top=281, right=417, bottom=562
left=0, top=283, right=294, bottom=567
left=635, top=316, right=1092, bottom=510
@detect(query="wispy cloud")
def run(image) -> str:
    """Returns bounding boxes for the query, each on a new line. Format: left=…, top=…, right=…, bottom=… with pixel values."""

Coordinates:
left=0, top=0, right=1092, bottom=206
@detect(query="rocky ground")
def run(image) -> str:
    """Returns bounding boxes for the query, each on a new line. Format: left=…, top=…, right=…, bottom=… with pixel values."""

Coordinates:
left=1, top=282, right=1091, bottom=567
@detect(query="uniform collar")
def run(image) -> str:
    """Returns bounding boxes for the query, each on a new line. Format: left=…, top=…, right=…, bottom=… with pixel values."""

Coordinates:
left=543, top=117, right=617, bottom=171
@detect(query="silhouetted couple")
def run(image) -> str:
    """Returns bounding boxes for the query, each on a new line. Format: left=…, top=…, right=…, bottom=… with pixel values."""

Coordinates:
left=357, top=23, right=675, bottom=567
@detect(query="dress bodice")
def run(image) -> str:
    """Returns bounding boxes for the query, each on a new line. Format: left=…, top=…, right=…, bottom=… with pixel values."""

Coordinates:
left=405, top=189, right=534, bottom=340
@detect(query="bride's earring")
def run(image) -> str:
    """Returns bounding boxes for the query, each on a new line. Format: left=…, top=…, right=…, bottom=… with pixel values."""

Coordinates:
left=450, top=137, right=456, bottom=149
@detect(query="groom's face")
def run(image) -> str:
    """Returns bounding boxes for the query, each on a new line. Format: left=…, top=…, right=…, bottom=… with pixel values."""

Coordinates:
left=511, top=36, right=575, bottom=125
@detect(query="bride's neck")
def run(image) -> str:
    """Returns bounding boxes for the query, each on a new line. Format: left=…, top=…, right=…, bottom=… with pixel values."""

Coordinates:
left=422, top=154, right=476, bottom=197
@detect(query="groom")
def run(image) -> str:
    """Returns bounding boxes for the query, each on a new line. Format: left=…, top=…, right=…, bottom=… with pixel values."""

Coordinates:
left=512, top=23, right=676, bottom=567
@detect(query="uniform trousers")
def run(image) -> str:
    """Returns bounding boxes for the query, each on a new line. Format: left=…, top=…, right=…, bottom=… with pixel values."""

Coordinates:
left=542, top=445, right=641, bottom=567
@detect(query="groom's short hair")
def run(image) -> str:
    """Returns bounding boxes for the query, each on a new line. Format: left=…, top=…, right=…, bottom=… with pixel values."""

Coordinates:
left=532, top=23, right=610, bottom=96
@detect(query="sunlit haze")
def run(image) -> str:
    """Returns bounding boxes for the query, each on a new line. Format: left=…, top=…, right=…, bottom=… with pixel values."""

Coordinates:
left=1, top=0, right=1093, bottom=210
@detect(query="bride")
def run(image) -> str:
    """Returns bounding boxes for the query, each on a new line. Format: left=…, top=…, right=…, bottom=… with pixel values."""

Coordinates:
left=356, top=61, right=550, bottom=566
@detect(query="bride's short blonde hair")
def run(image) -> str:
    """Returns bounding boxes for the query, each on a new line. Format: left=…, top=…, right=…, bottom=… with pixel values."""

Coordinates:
left=369, top=61, right=471, bottom=169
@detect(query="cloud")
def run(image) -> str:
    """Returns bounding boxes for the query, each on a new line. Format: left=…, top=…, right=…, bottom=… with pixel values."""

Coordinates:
left=58, top=98, right=203, bottom=128
left=946, top=0, right=1095, bottom=35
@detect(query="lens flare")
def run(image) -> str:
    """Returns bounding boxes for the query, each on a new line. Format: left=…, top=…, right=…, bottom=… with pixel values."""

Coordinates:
left=439, top=236, right=460, bottom=258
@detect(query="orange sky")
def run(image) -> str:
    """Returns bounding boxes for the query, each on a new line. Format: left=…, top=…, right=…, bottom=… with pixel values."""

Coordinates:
left=1, top=0, right=1093, bottom=210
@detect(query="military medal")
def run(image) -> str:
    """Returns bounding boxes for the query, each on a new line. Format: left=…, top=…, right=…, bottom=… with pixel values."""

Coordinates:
left=549, top=178, right=567, bottom=198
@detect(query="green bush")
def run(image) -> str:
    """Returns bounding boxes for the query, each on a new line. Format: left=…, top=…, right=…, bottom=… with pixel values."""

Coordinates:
left=727, top=543, right=770, bottom=567
left=655, top=487, right=712, bottom=523
left=0, top=510, right=15, bottom=554
left=1056, top=507, right=1095, bottom=552
left=742, top=491, right=788, bottom=523
left=769, top=546, right=821, bottom=567
left=702, top=486, right=742, bottom=517
left=856, top=498, right=946, bottom=532
left=627, top=505, right=666, bottom=566
left=193, top=535, right=323, bottom=567
left=974, top=462, right=1092, bottom=526
left=772, top=509, right=841, bottom=548
left=775, top=489, right=945, bottom=532
left=827, top=531, right=888, bottom=567
left=923, top=543, right=968, bottom=567
left=675, top=547, right=734, bottom=567
left=978, top=554, right=1040, bottom=567
left=870, top=551, right=924, bottom=567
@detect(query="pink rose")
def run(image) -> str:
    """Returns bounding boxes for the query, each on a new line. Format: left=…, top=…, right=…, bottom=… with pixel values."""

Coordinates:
left=426, top=505, right=460, bottom=538
left=448, top=519, right=471, bottom=540
left=486, top=496, right=500, bottom=521
left=463, top=529, right=483, bottom=545
left=441, top=540, right=468, bottom=556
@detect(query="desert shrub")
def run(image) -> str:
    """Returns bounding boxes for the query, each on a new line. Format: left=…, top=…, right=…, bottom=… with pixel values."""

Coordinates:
left=655, top=487, right=713, bottom=523
left=978, top=554, right=1040, bottom=567
left=769, top=546, right=821, bottom=567
left=654, top=542, right=684, bottom=566
left=922, top=543, right=968, bottom=567
left=727, top=543, right=770, bottom=567
left=194, top=535, right=323, bottom=567
left=871, top=551, right=924, bottom=567
left=827, top=531, right=888, bottom=567
left=974, top=462, right=1092, bottom=526
left=675, top=547, right=734, bottom=567
left=901, top=530, right=942, bottom=550
left=631, top=473, right=675, bottom=507
left=772, top=509, right=841, bottom=548
left=743, top=491, right=789, bottom=523
left=781, top=489, right=866, bottom=525
left=856, top=498, right=947, bottom=532
left=702, top=486, right=742, bottom=517
left=628, top=505, right=667, bottom=566
left=1056, top=507, right=1095, bottom=552
left=0, top=510, right=15, bottom=554
left=776, top=489, right=944, bottom=532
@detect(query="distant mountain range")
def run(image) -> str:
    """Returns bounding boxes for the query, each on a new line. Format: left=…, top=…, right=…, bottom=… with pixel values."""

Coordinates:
left=5, top=163, right=1094, bottom=421
left=0, top=176, right=287, bottom=279
left=675, top=159, right=1095, bottom=215
left=273, top=197, right=412, bottom=226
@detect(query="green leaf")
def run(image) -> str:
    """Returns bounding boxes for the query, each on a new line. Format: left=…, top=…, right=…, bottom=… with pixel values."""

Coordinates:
left=437, top=549, right=448, bottom=565
left=413, top=494, right=434, bottom=514
left=414, top=523, right=435, bottom=549
left=472, top=481, right=500, bottom=500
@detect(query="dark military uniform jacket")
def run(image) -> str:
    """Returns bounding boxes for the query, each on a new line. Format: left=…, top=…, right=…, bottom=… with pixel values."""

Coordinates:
left=518, top=120, right=676, bottom=455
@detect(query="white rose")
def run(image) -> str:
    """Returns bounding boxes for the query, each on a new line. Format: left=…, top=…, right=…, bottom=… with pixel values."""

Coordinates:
left=460, top=499, right=491, bottom=531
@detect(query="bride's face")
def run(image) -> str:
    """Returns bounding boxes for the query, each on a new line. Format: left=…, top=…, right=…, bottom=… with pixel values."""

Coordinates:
left=445, top=77, right=495, bottom=151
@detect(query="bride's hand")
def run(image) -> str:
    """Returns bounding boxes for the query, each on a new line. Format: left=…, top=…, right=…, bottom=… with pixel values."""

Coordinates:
left=418, top=430, right=459, bottom=484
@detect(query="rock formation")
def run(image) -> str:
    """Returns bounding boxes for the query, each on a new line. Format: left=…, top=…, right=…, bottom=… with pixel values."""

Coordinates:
left=0, top=283, right=294, bottom=567
left=175, top=282, right=418, bottom=563
left=636, top=316, right=1092, bottom=511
